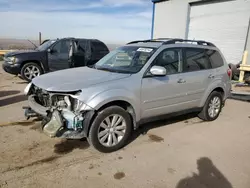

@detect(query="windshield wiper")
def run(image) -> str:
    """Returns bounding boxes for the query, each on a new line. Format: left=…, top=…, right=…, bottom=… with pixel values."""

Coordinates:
left=96, top=67, right=132, bottom=74
left=96, top=67, right=113, bottom=72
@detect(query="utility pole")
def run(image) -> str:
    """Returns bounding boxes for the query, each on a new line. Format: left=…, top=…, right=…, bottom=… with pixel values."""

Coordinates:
left=39, top=32, right=42, bottom=45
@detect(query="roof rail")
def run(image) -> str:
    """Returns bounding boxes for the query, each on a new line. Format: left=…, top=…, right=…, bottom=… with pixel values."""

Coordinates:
left=127, top=39, right=153, bottom=44
left=162, top=38, right=216, bottom=47
left=154, top=38, right=173, bottom=41
left=126, top=38, right=172, bottom=44
left=127, top=38, right=216, bottom=47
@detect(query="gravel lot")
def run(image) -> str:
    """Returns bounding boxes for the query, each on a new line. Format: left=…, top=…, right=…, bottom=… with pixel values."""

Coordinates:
left=0, top=62, right=250, bottom=188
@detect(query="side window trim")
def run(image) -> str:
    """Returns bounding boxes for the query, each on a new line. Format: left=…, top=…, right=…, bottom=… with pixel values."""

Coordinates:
left=204, top=49, right=213, bottom=69
left=143, top=47, right=184, bottom=77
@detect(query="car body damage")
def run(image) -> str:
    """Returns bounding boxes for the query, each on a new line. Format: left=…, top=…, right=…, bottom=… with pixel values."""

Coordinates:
left=23, top=66, right=135, bottom=141
left=24, top=82, right=95, bottom=139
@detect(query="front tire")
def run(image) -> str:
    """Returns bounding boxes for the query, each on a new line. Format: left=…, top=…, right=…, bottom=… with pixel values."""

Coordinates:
left=88, top=106, right=132, bottom=153
left=198, top=91, right=223, bottom=121
left=20, top=62, right=42, bottom=82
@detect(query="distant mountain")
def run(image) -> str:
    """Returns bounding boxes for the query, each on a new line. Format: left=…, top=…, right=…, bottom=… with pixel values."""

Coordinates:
left=0, top=38, right=123, bottom=51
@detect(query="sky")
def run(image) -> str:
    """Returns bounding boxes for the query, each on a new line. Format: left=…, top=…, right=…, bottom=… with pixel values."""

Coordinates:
left=0, top=0, right=153, bottom=43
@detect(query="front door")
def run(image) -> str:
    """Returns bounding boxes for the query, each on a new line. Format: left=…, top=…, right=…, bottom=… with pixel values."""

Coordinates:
left=48, top=39, right=71, bottom=71
left=141, top=47, right=188, bottom=119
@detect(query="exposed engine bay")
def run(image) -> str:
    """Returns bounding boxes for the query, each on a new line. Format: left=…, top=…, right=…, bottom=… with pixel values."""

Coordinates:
left=23, top=83, right=93, bottom=139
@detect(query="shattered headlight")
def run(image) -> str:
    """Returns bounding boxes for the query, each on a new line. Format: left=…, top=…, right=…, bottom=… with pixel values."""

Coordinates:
left=73, top=99, right=92, bottom=113
left=24, top=82, right=32, bottom=95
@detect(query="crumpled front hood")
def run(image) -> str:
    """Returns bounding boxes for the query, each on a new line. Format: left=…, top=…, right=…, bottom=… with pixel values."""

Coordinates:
left=5, top=50, right=41, bottom=57
left=32, top=67, right=131, bottom=92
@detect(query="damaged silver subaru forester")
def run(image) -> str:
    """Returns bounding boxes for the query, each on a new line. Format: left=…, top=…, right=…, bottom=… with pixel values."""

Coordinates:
left=23, top=38, right=232, bottom=153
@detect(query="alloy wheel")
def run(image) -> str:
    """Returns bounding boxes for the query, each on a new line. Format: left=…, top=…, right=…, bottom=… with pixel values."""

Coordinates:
left=208, top=96, right=221, bottom=118
left=24, top=65, right=40, bottom=80
left=98, top=114, right=127, bottom=147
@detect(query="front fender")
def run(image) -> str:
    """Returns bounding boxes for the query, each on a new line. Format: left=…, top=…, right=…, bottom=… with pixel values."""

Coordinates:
left=85, top=89, right=140, bottom=121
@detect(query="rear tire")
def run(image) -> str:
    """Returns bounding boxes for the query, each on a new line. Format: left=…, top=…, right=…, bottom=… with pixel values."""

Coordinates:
left=88, top=106, right=132, bottom=153
left=20, top=62, right=42, bottom=82
left=198, top=91, right=223, bottom=121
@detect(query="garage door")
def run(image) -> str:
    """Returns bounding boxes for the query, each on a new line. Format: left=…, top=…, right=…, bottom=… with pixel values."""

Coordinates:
left=188, top=0, right=250, bottom=65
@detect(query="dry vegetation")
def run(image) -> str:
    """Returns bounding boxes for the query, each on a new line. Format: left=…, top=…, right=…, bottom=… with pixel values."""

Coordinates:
left=0, top=38, right=39, bottom=50
left=0, top=38, right=122, bottom=51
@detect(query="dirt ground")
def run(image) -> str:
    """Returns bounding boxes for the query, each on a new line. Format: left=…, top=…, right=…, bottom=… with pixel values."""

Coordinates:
left=1, top=62, right=250, bottom=188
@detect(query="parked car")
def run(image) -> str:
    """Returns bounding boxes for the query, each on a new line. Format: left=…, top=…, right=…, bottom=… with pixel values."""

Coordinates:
left=2, top=38, right=109, bottom=82
left=23, top=38, right=232, bottom=153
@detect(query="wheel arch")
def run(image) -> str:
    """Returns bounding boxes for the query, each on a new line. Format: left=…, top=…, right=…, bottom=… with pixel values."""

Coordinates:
left=200, top=85, right=226, bottom=107
left=20, top=60, right=44, bottom=73
left=84, top=99, right=137, bottom=137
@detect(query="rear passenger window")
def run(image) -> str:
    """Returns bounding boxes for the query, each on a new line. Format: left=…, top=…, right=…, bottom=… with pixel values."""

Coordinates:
left=91, top=41, right=109, bottom=53
left=184, top=48, right=211, bottom=72
left=206, top=50, right=224, bottom=68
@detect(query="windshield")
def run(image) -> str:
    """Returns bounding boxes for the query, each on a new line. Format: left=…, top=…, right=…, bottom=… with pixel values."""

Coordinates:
left=94, top=46, right=157, bottom=74
left=36, top=40, right=56, bottom=51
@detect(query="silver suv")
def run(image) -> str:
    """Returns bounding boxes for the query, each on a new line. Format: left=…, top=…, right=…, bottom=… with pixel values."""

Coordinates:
left=23, top=38, right=232, bottom=153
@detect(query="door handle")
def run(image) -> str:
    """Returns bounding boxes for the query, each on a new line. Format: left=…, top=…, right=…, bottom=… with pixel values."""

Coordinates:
left=177, top=79, right=186, bottom=83
left=208, top=74, right=215, bottom=79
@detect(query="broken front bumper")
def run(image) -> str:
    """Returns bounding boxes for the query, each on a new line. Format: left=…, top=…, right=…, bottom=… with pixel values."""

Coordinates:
left=23, top=94, right=89, bottom=139
left=25, top=95, right=50, bottom=117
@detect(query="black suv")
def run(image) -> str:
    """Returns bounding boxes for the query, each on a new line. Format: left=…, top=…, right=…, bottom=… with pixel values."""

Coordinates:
left=2, top=38, right=109, bottom=81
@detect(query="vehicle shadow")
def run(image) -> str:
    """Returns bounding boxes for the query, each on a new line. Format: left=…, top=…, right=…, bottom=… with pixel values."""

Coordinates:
left=0, top=90, right=20, bottom=98
left=0, top=94, right=27, bottom=107
left=175, top=157, right=233, bottom=188
left=16, top=81, right=29, bottom=85
left=128, top=112, right=198, bottom=145
left=53, top=138, right=89, bottom=154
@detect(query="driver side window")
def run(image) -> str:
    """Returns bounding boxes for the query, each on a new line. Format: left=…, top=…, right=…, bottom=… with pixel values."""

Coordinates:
left=153, top=48, right=183, bottom=75
left=52, top=40, right=70, bottom=54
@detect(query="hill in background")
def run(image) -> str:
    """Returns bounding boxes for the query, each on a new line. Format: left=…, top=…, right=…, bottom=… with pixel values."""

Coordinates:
left=0, top=38, right=123, bottom=51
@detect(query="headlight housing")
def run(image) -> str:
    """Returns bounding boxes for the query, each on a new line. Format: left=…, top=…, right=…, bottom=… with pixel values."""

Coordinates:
left=24, top=83, right=32, bottom=95
left=5, top=56, right=16, bottom=64
left=73, top=99, right=91, bottom=113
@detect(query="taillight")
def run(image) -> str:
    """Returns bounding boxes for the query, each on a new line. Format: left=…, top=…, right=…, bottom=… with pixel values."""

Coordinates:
left=227, top=69, right=232, bottom=79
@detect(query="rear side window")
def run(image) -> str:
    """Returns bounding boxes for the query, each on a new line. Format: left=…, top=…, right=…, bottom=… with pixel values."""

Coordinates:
left=206, top=50, right=224, bottom=68
left=184, top=48, right=211, bottom=72
left=91, top=41, right=109, bottom=53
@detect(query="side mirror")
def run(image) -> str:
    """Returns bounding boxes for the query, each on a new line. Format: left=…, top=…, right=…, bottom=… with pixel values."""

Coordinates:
left=48, top=49, right=57, bottom=54
left=150, top=65, right=166, bottom=76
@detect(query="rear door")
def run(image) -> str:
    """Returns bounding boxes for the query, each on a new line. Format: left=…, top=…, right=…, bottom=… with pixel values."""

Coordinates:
left=179, top=47, right=215, bottom=107
left=89, top=40, right=109, bottom=65
left=73, top=39, right=89, bottom=67
left=48, top=39, right=71, bottom=71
